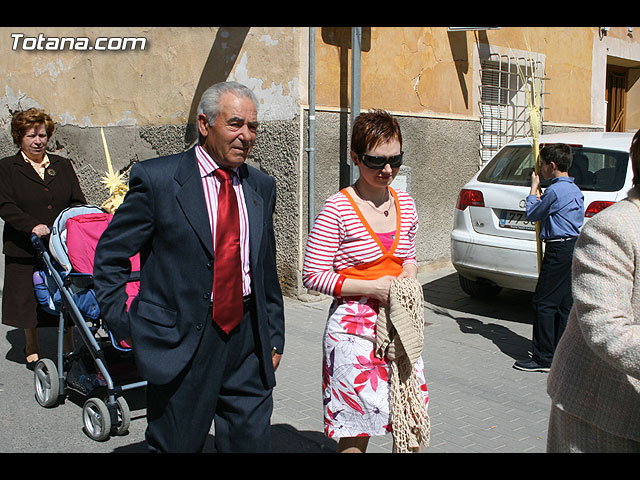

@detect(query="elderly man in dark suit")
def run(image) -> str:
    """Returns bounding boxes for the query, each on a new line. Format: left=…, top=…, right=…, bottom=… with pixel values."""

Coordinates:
left=93, top=81, right=285, bottom=453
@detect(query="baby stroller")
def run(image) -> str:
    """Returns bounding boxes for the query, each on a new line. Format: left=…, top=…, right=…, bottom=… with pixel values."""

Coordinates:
left=31, top=204, right=146, bottom=441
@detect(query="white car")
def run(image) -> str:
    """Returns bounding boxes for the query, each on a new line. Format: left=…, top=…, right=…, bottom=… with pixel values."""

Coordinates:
left=451, top=131, right=635, bottom=298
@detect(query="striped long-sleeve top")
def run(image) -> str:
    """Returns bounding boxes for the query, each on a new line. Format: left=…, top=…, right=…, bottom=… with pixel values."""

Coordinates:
left=302, top=188, right=418, bottom=296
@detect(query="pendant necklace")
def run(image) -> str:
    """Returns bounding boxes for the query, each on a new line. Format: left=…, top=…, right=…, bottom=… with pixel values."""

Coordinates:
left=353, top=182, right=391, bottom=216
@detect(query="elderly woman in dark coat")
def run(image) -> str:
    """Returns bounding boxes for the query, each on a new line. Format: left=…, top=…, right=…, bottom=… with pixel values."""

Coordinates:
left=0, top=108, right=86, bottom=368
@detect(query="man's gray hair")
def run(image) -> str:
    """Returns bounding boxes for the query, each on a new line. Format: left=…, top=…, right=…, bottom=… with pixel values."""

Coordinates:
left=197, top=82, right=259, bottom=125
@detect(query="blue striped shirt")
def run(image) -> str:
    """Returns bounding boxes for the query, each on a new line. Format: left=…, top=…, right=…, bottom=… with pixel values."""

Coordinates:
left=526, top=176, right=584, bottom=240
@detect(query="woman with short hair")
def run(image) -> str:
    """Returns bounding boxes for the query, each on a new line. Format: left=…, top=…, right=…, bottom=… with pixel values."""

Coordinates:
left=0, top=108, right=86, bottom=368
left=303, top=110, right=429, bottom=453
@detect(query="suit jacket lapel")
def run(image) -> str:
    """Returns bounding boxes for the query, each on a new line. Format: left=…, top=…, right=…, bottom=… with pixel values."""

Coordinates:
left=239, top=165, right=263, bottom=272
left=174, top=150, right=265, bottom=267
left=13, top=152, right=45, bottom=185
left=44, top=155, right=59, bottom=185
left=175, top=148, right=214, bottom=257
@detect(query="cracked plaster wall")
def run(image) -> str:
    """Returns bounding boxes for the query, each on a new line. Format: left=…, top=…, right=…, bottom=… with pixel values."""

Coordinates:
left=308, top=27, right=640, bottom=280
left=1, top=26, right=304, bottom=294
left=5, top=27, right=638, bottom=296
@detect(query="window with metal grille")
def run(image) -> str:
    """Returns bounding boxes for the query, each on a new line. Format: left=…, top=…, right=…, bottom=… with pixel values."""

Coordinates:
left=479, top=53, right=547, bottom=164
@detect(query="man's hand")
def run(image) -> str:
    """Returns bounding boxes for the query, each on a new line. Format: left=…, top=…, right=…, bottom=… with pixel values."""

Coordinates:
left=272, top=353, right=282, bottom=371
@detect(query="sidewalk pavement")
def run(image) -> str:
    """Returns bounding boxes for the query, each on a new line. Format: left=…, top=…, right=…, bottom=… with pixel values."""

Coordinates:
left=271, top=264, right=549, bottom=453
left=0, top=263, right=550, bottom=453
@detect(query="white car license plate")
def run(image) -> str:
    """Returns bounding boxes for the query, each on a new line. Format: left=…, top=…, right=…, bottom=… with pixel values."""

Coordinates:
left=499, top=210, right=535, bottom=231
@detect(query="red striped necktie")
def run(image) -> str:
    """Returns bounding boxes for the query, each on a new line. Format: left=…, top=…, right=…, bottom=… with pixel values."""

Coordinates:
left=212, top=168, right=243, bottom=333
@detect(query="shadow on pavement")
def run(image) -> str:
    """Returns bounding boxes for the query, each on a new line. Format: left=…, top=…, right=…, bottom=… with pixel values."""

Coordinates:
left=111, top=424, right=337, bottom=453
left=422, top=272, right=535, bottom=360
left=270, top=424, right=337, bottom=453
left=422, top=272, right=535, bottom=324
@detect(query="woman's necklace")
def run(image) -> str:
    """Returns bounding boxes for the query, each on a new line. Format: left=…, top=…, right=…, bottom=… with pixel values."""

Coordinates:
left=353, top=182, right=391, bottom=217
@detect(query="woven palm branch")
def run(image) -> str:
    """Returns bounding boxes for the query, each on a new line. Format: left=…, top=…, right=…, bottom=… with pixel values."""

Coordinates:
left=515, top=52, right=544, bottom=273
left=99, top=128, right=129, bottom=214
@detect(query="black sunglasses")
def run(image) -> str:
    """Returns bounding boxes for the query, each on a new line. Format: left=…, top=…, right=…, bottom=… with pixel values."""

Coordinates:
left=356, top=151, right=404, bottom=169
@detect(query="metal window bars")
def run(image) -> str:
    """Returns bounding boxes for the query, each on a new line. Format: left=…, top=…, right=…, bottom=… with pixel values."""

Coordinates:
left=479, top=53, right=548, bottom=165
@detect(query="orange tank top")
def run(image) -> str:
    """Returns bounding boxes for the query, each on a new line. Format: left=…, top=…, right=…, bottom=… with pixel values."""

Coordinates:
left=337, top=187, right=404, bottom=280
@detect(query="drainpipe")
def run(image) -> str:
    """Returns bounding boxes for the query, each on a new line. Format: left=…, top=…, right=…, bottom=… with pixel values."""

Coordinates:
left=350, top=27, right=362, bottom=185
left=307, top=27, right=316, bottom=230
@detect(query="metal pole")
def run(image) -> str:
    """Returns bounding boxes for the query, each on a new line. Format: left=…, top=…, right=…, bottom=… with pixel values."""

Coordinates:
left=307, top=27, right=316, bottom=229
left=350, top=27, right=362, bottom=185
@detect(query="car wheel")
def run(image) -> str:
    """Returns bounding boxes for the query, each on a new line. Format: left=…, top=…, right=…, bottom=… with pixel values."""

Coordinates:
left=458, top=274, right=502, bottom=299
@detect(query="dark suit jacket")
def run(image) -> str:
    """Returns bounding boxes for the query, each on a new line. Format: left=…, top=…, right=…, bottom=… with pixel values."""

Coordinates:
left=0, top=152, right=86, bottom=257
left=93, top=146, right=285, bottom=387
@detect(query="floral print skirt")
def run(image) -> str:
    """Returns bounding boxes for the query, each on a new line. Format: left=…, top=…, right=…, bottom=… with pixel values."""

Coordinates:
left=322, top=297, right=429, bottom=439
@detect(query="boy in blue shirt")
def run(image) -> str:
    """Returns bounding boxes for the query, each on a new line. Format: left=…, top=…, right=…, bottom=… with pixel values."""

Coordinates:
left=514, top=143, right=584, bottom=372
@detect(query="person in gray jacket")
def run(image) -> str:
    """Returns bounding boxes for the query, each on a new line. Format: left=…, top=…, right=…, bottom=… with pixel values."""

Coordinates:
left=546, top=128, right=640, bottom=452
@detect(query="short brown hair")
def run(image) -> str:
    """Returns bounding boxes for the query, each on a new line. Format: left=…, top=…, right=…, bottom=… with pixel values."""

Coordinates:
left=350, top=109, right=402, bottom=154
left=631, top=129, right=640, bottom=188
left=540, top=143, right=573, bottom=172
left=11, top=108, right=55, bottom=147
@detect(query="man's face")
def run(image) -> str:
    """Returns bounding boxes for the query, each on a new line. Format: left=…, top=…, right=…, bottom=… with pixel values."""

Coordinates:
left=198, top=92, right=258, bottom=169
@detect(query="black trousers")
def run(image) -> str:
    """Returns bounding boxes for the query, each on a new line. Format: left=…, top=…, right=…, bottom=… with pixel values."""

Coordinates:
left=531, top=237, right=577, bottom=367
left=145, top=302, right=273, bottom=453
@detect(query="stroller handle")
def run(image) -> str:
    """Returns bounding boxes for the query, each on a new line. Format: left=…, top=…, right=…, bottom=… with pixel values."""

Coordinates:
left=30, top=232, right=48, bottom=254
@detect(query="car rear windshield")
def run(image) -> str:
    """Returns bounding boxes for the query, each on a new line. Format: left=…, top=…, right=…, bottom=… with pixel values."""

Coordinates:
left=477, top=145, right=629, bottom=192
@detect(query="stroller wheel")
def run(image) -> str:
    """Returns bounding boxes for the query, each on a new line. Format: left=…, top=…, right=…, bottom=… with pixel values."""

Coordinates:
left=82, top=397, right=111, bottom=441
left=34, top=358, right=61, bottom=408
left=111, top=396, right=131, bottom=436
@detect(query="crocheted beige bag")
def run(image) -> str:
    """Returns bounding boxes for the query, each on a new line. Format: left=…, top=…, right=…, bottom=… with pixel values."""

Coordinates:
left=376, top=277, right=430, bottom=452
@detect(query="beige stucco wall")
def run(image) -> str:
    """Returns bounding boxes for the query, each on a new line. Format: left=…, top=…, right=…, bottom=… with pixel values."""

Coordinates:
left=1, top=27, right=303, bottom=127
left=305, top=26, right=640, bottom=293
left=1, top=26, right=306, bottom=295
left=313, top=27, right=640, bottom=131
left=2, top=26, right=640, bottom=297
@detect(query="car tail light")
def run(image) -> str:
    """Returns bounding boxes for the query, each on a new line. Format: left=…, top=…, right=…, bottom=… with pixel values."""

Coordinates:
left=584, top=201, right=614, bottom=218
left=456, top=189, right=485, bottom=210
